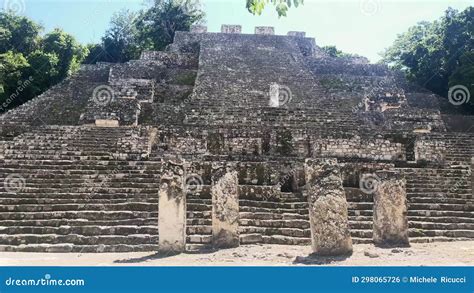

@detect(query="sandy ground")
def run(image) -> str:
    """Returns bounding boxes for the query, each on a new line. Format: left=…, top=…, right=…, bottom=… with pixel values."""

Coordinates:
left=1, top=241, right=473, bottom=266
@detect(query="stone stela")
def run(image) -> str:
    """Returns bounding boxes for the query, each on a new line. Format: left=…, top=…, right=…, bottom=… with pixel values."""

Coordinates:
left=373, top=170, right=410, bottom=247
left=305, top=159, right=353, bottom=256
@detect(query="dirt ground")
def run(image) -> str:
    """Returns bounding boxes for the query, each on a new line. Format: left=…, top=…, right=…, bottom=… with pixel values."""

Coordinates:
left=1, top=241, right=473, bottom=266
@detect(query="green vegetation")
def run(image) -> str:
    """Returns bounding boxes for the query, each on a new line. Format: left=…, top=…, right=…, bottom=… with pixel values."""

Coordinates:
left=246, top=0, right=304, bottom=17
left=84, top=0, right=205, bottom=64
left=321, top=45, right=365, bottom=60
left=382, top=7, right=473, bottom=112
left=0, top=13, right=87, bottom=112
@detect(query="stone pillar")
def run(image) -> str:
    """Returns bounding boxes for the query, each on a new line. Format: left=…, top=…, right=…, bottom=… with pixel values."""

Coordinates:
left=190, top=25, right=207, bottom=33
left=158, top=158, right=186, bottom=253
left=255, top=26, right=275, bottom=35
left=211, top=163, right=240, bottom=248
left=221, top=25, right=242, bottom=34
left=269, top=83, right=279, bottom=107
left=287, top=31, right=306, bottom=38
left=373, top=170, right=410, bottom=247
left=305, top=159, right=353, bottom=256
left=471, top=158, right=474, bottom=194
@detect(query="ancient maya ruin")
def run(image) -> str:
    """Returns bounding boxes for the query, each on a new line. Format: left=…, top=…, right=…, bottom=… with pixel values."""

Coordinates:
left=0, top=25, right=472, bottom=255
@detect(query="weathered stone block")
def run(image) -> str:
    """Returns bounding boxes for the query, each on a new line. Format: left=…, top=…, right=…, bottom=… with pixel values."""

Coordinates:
left=211, top=162, right=240, bottom=248
left=158, top=158, right=186, bottom=253
left=305, top=158, right=353, bottom=256
left=373, top=170, right=410, bottom=247
left=269, top=83, right=279, bottom=107
left=95, top=119, right=119, bottom=128
left=255, top=26, right=275, bottom=35
left=221, top=25, right=242, bottom=34
left=287, top=31, right=306, bottom=38
left=190, top=25, right=207, bottom=33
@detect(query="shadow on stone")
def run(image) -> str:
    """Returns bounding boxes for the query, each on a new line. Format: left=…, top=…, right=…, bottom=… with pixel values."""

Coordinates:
left=114, top=251, right=181, bottom=264
left=293, top=253, right=352, bottom=265
left=374, top=243, right=411, bottom=249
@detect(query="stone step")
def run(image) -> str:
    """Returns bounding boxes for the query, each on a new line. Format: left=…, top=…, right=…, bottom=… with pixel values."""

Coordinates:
left=262, top=235, right=310, bottom=245
left=239, top=212, right=309, bottom=221
left=0, top=234, right=159, bottom=246
left=0, top=203, right=157, bottom=213
left=407, top=216, right=474, bottom=224
left=0, top=187, right=160, bottom=194
left=0, top=192, right=159, bottom=199
left=0, top=198, right=158, bottom=205
left=186, top=203, right=212, bottom=212
left=409, top=221, right=474, bottom=230
left=0, top=243, right=159, bottom=253
left=239, top=219, right=310, bottom=229
left=408, top=203, right=474, bottom=212
left=409, top=237, right=474, bottom=243
left=0, top=225, right=158, bottom=236
left=0, top=218, right=158, bottom=227
left=186, top=234, right=212, bottom=244
left=409, top=229, right=474, bottom=238
left=408, top=197, right=474, bottom=204
left=186, top=218, right=212, bottom=226
left=186, top=225, right=212, bottom=235
left=408, top=210, right=474, bottom=218
left=186, top=211, right=212, bottom=219
left=239, top=199, right=308, bottom=209
left=239, top=206, right=309, bottom=215
left=240, top=226, right=310, bottom=238
left=407, top=193, right=472, bottom=199
left=0, top=211, right=158, bottom=221
left=187, top=198, right=212, bottom=205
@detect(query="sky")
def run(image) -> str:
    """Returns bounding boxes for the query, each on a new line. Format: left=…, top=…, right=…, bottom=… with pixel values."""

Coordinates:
left=2, top=0, right=472, bottom=62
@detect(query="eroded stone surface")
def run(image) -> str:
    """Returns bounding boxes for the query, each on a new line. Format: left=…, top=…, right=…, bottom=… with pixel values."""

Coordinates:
left=373, top=171, right=409, bottom=247
left=305, top=159, right=353, bottom=256
left=211, top=163, right=240, bottom=248
left=158, top=158, right=186, bottom=253
left=255, top=26, right=275, bottom=35
left=221, top=25, right=241, bottom=34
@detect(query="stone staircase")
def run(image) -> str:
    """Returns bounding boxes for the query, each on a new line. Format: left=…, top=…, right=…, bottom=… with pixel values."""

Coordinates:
left=186, top=188, right=212, bottom=250
left=239, top=189, right=311, bottom=245
left=0, top=126, right=162, bottom=252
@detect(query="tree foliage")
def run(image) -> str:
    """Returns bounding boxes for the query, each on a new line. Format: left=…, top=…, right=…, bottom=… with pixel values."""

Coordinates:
left=84, top=0, right=205, bottom=64
left=0, top=12, right=87, bottom=112
left=382, top=7, right=473, bottom=111
left=246, top=0, right=303, bottom=17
